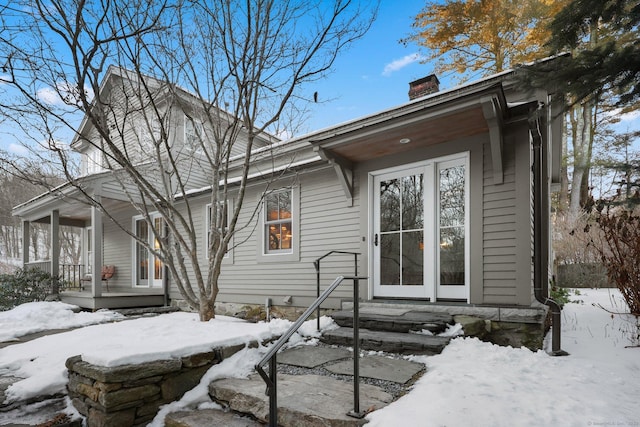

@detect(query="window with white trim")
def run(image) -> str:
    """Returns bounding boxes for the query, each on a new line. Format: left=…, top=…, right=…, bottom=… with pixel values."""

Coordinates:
left=139, top=118, right=160, bottom=151
left=184, top=115, right=205, bottom=153
left=85, top=146, right=104, bottom=175
left=85, top=227, right=93, bottom=275
left=132, top=214, right=165, bottom=288
left=264, top=189, right=293, bottom=254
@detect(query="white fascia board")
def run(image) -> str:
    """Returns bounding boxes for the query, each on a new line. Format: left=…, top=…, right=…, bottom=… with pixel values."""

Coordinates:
left=178, top=154, right=324, bottom=199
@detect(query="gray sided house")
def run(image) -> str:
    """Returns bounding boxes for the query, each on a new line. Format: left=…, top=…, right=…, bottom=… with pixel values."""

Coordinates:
left=13, top=64, right=563, bottom=350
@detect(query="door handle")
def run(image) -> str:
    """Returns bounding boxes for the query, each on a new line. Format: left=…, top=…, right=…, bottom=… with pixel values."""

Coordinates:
left=374, top=233, right=378, bottom=246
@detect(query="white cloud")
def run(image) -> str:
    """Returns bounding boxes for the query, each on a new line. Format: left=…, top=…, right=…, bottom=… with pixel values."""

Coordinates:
left=36, top=87, right=62, bottom=105
left=37, top=82, right=94, bottom=107
left=382, top=53, right=423, bottom=77
left=7, top=143, right=29, bottom=156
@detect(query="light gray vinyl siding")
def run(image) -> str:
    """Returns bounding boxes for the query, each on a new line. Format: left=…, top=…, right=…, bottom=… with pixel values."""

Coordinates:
left=482, top=138, right=519, bottom=304
left=101, top=203, right=136, bottom=289
left=168, top=166, right=361, bottom=309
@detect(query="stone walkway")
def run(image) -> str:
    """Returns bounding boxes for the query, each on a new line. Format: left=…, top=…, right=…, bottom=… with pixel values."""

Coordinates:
left=1, top=306, right=434, bottom=426
left=277, top=345, right=424, bottom=385
left=166, top=345, right=427, bottom=427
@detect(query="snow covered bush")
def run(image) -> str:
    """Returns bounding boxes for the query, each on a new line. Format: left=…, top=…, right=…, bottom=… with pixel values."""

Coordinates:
left=0, top=268, right=56, bottom=310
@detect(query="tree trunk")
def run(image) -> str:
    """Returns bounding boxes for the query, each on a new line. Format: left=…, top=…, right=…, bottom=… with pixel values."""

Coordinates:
left=569, top=104, right=585, bottom=217
left=569, top=100, right=595, bottom=217
left=557, top=118, right=569, bottom=214
left=198, top=297, right=216, bottom=321
left=568, top=23, right=599, bottom=218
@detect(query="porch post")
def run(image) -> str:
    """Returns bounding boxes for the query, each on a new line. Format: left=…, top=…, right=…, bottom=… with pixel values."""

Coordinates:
left=22, top=220, right=30, bottom=267
left=50, top=210, right=60, bottom=294
left=91, top=201, right=103, bottom=297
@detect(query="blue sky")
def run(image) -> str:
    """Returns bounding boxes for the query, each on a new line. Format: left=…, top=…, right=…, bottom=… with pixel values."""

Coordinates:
left=2, top=0, right=637, bottom=154
left=1, top=0, right=429, bottom=155
left=305, top=0, right=640, bottom=140
left=304, top=0, right=433, bottom=132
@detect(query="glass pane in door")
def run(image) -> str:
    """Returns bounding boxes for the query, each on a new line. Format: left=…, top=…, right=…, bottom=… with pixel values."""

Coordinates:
left=439, top=165, right=465, bottom=287
left=378, top=172, right=424, bottom=287
left=136, top=220, right=148, bottom=282
left=402, top=231, right=424, bottom=286
left=401, top=175, right=424, bottom=230
left=154, top=217, right=163, bottom=281
left=439, top=227, right=465, bottom=285
left=380, top=179, right=400, bottom=232
left=380, top=233, right=400, bottom=285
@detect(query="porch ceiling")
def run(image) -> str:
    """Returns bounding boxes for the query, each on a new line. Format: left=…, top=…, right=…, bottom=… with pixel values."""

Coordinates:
left=27, top=197, right=124, bottom=225
left=313, top=104, right=488, bottom=163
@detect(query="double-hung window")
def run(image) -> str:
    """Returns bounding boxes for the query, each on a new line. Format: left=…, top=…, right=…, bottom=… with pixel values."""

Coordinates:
left=264, top=189, right=293, bottom=253
left=257, top=186, right=299, bottom=262
left=184, top=115, right=205, bottom=153
left=85, top=146, right=104, bottom=175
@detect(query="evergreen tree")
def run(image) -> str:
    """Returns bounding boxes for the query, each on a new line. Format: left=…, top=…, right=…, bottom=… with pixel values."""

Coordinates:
left=546, top=0, right=640, bottom=109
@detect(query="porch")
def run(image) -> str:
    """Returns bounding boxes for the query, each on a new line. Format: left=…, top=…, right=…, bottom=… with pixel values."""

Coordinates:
left=58, top=288, right=165, bottom=310
left=14, top=176, right=169, bottom=311
left=24, top=262, right=166, bottom=311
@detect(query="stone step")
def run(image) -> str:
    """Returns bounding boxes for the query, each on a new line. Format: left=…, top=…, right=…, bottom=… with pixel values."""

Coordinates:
left=165, top=408, right=263, bottom=427
left=321, top=327, right=450, bottom=355
left=329, top=309, right=454, bottom=334
left=276, top=345, right=425, bottom=385
left=209, top=373, right=393, bottom=427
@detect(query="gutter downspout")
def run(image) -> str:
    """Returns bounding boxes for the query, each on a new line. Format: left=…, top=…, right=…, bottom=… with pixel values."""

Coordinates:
left=530, top=107, right=569, bottom=356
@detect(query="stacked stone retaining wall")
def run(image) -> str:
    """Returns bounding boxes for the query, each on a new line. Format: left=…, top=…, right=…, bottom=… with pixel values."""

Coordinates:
left=66, top=344, right=246, bottom=427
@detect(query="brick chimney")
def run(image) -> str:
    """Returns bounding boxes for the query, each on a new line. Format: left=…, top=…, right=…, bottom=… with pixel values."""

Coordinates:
left=408, top=74, right=440, bottom=100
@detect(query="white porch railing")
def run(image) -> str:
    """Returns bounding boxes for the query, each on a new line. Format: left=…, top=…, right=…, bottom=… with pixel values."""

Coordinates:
left=24, top=261, right=52, bottom=274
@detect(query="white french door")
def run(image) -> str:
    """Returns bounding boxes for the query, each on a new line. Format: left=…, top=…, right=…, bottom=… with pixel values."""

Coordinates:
left=133, top=214, right=164, bottom=288
left=373, top=166, right=429, bottom=298
left=372, top=154, right=469, bottom=301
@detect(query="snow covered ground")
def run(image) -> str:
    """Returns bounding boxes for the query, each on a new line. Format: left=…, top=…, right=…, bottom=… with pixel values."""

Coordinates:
left=0, top=289, right=638, bottom=426
left=0, top=302, right=124, bottom=343
left=368, top=288, right=640, bottom=427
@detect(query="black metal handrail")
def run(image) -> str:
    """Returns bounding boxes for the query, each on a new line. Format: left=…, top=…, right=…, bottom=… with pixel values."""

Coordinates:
left=313, top=251, right=359, bottom=331
left=60, top=264, right=84, bottom=290
left=255, top=275, right=367, bottom=426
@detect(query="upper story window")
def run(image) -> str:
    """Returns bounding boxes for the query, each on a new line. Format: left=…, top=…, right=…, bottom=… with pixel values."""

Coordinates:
left=184, top=115, right=205, bottom=153
left=264, top=189, right=293, bottom=254
left=135, top=118, right=161, bottom=163
left=139, top=118, right=161, bottom=151
left=85, top=146, right=104, bottom=175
